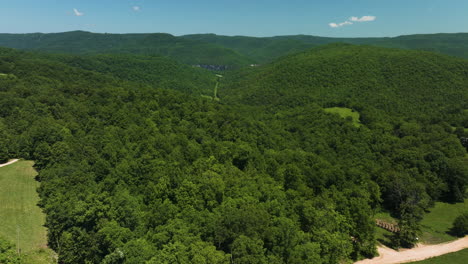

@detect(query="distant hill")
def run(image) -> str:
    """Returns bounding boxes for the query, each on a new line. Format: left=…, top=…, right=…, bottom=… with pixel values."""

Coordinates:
left=0, top=31, right=253, bottom=67
left=183, top=33, right=468, bottom=63
left=221, top=44, right=468, bottom=122
left=0, top=31, right=467, bottom=67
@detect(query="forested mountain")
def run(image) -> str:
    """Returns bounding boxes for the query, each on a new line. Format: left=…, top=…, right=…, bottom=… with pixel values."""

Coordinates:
left=183, top=33, right=468, bottom=63
left=0, top=31, right=253, bottom=67
left=0, top=42, right=467, bottom=264
left=0, top=31, right=467, bottom=68
left=222, top=44, right=468, bottom=123
left=43, top=53, right=217, bottom=95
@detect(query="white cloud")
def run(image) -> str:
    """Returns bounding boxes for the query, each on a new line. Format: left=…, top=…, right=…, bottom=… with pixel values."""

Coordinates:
left=329, top=15, right=376, bottom=28
left=133, top=6, right=141, bottom=11
left=350, top=16, right=376, bottom=22
left=73, top=8, right=84, bottom=17
left=329, top=21, right=353, bottom=28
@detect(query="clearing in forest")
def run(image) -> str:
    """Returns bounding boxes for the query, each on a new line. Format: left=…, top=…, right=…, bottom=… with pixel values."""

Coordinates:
left=0, top=160, right=55, bottom=262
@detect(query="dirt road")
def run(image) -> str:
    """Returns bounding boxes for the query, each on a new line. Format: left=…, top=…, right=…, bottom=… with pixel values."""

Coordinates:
left=0, top=159, right=19, bottom=168
left=355, top=236, right=468, bottom=264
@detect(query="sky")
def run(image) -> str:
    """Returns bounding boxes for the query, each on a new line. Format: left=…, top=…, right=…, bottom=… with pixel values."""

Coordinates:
left=0, top=0, right=467, bottom=37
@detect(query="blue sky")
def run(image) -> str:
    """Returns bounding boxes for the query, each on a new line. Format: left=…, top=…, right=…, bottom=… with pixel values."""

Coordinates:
left=0, top=0, right=467, bottom=37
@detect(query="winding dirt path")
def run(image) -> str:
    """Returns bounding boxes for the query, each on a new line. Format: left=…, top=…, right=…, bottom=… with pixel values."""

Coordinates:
left=355, top=236, right=468, bottom=264
left=0, top=159, right=19, bottom=168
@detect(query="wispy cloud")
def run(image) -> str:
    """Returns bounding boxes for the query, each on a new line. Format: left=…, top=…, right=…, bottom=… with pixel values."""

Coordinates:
left=133, top=6, right=141, bottom=12
left=350, top=16, right=376, bottom=22
left=329, top=15, right=376, bottom=28
left=329, top=21, right=353, bottom=28
left=73, top=8, right=84, bottom=17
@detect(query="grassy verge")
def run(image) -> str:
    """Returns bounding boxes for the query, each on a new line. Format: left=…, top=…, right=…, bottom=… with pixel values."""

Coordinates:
left=407, top=248, right=468, bottom=264
left=0, top=160, right=56, bottom=263
left=324, top=107, right=361, bottom=127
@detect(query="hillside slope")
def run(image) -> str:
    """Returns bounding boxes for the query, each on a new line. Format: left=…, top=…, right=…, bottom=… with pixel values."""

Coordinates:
left=222, top=44, right=468, bottom=122
left=183, top=33, right=468, bottom=63
left=0, top=31, right=253, bottom=67
left=0, top=45, right=467, bottom=264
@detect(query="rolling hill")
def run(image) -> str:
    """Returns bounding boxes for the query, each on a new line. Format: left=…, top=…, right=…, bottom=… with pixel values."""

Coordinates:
left=0, top=31, right=467, bottom=68
left=0, top=31, right=253, bottom=67
left=0, top=42, right=467, bottom=263
left=221, top=44, right=468, bottom=123
left=183, top=33, right=468, bottom=63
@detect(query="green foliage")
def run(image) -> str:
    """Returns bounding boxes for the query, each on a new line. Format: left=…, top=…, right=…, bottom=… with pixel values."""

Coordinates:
left=419, top=200, right=468, bottom=244
left=324, top=107, right=361, bottom=127
left=0, top=237, right=20, bottom=264
left=0, top=43, right=467, bottom=263
left=0, top=161, right=48, bottom=253
left=222, top=44, right=468, bottom=123
left=183, top=33, right=468, bottom=62
left=0, top=31, right=253, bottom=67
left=451, top=212, right=468, bottom=237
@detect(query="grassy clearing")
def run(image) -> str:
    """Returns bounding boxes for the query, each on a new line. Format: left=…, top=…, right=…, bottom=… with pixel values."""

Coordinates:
left=324, top=107, right=361, bottom=127
left=374, top=199, right=467, bottom=246
left=419, top=200, right=468, bottom=244
left=407, top=248, right=468, bottom=264
left=0, top=160, right=56, bottom=263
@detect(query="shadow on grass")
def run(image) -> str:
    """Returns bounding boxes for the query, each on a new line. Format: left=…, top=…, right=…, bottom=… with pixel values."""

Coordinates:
left=377, top=233, right=396, bottom=249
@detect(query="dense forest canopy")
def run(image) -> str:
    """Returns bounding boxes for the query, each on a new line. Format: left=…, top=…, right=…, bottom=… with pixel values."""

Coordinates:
left=0, top=31, right=253, bottom=67
left=0, top=42, right=467, bottom=264
left=1, top=31, right=468, bottom=67
left=222, top=44, right=468, bottom=121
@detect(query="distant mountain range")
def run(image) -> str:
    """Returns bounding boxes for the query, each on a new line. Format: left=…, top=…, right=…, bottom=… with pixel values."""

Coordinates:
left=0, top=31, right=467, bottom=67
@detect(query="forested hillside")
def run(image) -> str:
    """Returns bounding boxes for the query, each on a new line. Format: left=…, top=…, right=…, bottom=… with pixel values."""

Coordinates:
left=183, top=33, right=468, bottom=63
left=0, top=44, right=467, bottom=264
left=222, top=44, right=468, bottom=122
left=1, top=31, right=468, bottom=68
left=0, top=31, right=253, bottom=67
left=43, top=53, right=217, bottom=95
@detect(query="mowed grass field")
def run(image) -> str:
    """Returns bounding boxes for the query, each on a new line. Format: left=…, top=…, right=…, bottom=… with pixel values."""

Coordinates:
left=374, top=198, right=467, bottom=246
left=408, top=248, right=468, bottom=264
left=0, top=160, right=55, bottom=263
left=419, top=200, right=468, bottom=244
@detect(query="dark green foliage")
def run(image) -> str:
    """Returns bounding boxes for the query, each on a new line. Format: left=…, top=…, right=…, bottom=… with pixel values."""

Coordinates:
left=451, top=213, right=468, bottom=237
left=0, top=237, right=20, bottom=264
left=183, top=33, right=468, bottom=62
left=222, top=44, right=468, bottom=122
left=1, top=32, right=468, bottom=69
left=0, top=31, right=253, bottom=67
left=0, top=42, right=467, bottom=263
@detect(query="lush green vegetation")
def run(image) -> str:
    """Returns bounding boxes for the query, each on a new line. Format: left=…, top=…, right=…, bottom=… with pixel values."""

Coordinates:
left=0, top=160, right=55, bottom=263
left=0, top=31, right=253, bottom=67
left=222, top=44, right=468, bottom=122
left=184, top=33, right=468, bottom=62
left=0, top=161, right=47, bottom=252
left=44, top=53, right=217, bottom=95
left=0, top=42, right=467, bottom=263
left=419, top=200, right=468, bottom=243
left=452, top=212, right=468, bottom=237
left=407, top=249, right=468, bottom=264
left=324, top=107, right=361, bottom=127
left=1, top=31, right=468, bottom=68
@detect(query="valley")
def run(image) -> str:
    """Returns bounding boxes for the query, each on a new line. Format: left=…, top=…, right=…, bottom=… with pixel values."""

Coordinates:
left=0, top=29, right=467, bottom=264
